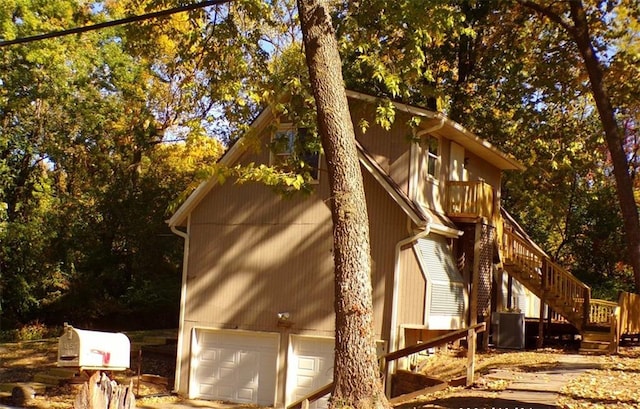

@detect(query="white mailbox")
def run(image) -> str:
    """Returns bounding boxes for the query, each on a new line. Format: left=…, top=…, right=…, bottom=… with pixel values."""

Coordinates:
left=57, top=324, right=130, bottom=371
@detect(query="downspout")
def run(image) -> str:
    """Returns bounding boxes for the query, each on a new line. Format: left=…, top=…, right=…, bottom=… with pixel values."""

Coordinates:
left=415, top=116, right=445, bottom=139
left=170, top=217, right=190, bottom=394
left=388, top=215, right=432, bottom=395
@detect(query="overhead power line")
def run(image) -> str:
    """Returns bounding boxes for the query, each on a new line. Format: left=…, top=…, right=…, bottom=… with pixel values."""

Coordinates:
left=0, top=0, right=233, bottom=48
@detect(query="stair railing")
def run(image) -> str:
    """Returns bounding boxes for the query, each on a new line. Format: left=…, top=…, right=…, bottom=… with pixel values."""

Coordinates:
left=541, top=257, right=590, bottom=321
left=502, top=228, right=591, bottom=328
left=502, top=229, right=542, bottom=283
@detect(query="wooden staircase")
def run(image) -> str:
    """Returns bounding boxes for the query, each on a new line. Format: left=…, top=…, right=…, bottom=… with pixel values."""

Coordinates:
left=499, top=215, right=618, bottom=353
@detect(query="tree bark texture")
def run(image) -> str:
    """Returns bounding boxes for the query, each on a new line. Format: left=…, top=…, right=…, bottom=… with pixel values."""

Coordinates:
left=296, top=1, right=390, bottom=409
left=567, top=1, right=640, bottom=289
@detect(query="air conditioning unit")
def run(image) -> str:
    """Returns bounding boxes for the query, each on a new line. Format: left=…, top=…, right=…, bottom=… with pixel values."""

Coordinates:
left=496, top=312, right=525, bottom=349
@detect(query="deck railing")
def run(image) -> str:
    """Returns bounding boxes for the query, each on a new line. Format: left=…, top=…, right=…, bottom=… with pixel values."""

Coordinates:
left=501, top=211, right=621, bottom=340
left=446, top=181, right=495, bottom=220
left=589, top=299, right=618, bottom=326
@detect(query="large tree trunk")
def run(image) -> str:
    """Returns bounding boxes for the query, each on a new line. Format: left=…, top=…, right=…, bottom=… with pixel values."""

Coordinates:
left=296, top=1, right=390, bottom=409
left=567, top=1, right=640, bottom=289
left=521, top=0, right=640, bottom=289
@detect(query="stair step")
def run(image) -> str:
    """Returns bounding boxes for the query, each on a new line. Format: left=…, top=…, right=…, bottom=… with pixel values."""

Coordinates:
left=579, top=347, right=611, bottom=355
left=581, top=340, right=610, bottom=349
left=583, top=332, right=612, bottom=342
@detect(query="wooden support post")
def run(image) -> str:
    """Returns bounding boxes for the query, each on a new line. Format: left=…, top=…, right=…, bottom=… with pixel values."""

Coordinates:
left=380, top=356, right=389, bottom=397
left=506, top=275, right=513, bottom=310
left=495, top=268, right=504, bottom=313
left=610, top=307, right=620, bottom=354
left=470, top=224, right=482, bottom=327
left=537, top=259, right=546, bottom=349
left=537, top=299, right=545, bottom=349
left=583, top=287, right=591, bottom=330
left=491, top=268, right=505, bottom=348
left=466, top=328, right=477, bottom=387
left=482, top=314, right=491, bottom=350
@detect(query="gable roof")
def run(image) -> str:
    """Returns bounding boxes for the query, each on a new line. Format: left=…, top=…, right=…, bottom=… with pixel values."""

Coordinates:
left=167, top=91, right=523, bottom=228
left=345, top=90, right=525, bottom=171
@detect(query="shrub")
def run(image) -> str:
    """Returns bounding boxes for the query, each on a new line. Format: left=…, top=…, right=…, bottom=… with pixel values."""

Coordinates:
left=0, top=321, right=62, bottom=342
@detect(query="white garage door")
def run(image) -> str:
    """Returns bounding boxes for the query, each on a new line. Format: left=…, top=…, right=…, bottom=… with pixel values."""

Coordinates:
left=287, top=336, right=334, bottom=409
left=191, top=329, right=279, bottom=406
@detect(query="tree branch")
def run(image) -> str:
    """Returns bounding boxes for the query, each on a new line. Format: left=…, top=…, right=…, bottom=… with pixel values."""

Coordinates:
left=518, top=0, right=575, bottom=34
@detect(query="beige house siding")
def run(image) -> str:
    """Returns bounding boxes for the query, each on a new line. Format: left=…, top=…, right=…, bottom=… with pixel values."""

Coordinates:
left=175, top=322, right=190, bottom=397
left=396, top=246, right=426, bottom=326
left=177, top=146, right=414, bottom=396
left=463, top=150, right=502, bottom=191
left=349, top=102, right=414, bottom=197
left=185, top=142, right=336, bottom=332
left=185, top=221, right=335, bottom=330
left=363, top=169, right=414, bottom=341
left=438, top=138, right=451, bottom=211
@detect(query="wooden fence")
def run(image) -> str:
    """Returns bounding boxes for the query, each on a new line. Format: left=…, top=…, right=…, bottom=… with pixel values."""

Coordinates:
left=619, top=291, right=640, bottom=335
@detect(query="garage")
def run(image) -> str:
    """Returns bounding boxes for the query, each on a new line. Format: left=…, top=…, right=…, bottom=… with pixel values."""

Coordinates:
left=287, top=336, right=334, bottom=409
left=190, top=329, right=279, bottom=406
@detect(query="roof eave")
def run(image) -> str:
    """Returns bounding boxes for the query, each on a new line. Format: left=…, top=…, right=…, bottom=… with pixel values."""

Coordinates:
left=345, top=90, right=524, bottom=171
left=434, top=118, right=525, bottom=171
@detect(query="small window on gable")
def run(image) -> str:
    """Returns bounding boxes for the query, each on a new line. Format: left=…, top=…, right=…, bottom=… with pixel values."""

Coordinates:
left=422, top=134, right=440, bottom=179
left=272, top=128, right=296, bottom=158
left=270, top=125, right=321, bottom=182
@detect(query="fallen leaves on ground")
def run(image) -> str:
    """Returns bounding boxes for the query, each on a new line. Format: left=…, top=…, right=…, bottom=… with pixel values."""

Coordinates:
left=558, top=348, right=640, bottom=408
left=416, top=346, right=566, bottom=380
left=407, top=346, right=640, bottom=408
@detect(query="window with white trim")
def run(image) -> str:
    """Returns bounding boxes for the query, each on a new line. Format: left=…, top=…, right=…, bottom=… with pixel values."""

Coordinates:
left=421, top=135, right=440, bottom=179
left=270, top=125, right=321, bottom=182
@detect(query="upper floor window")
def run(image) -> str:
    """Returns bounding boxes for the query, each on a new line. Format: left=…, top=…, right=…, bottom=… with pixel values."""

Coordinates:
left=422, top=135, right=440, bottom=179
left=272, top=127, right=297, bottom=159
left=270, top=125, right=321, bottom=182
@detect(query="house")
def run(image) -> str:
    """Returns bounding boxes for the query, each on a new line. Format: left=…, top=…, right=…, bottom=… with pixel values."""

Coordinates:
left=168, top=90, right=612, bottom=408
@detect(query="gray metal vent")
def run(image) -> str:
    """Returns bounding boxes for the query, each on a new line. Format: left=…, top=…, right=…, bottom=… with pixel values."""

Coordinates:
left=496, top=312, right=525, bottom=349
